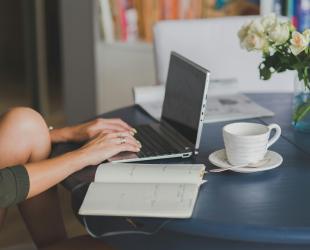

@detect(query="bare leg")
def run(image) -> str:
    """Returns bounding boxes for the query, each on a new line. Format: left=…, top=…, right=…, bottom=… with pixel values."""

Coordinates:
left=0, top=107, right=67, bottom=248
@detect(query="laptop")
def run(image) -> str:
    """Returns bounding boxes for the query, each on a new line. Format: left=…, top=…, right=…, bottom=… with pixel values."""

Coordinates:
left=109, top=51, right=210, bottom=163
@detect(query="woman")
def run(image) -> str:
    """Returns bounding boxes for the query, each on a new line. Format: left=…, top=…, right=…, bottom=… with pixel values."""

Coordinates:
left=0, top=107, right=141, bottom=249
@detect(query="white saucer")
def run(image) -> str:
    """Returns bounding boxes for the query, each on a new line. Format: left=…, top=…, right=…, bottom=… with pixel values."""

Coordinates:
left=208, top=149, right=283, bottom=173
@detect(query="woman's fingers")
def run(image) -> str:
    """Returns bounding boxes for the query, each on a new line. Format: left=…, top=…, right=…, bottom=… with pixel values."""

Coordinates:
left=104, top=131, right=136, bottom=139
left=102, top=130, right=141, bottom=148
left=96, top=122, right=129, bottom=133
left=78, top=130, right=141, bottom=166
left=94, top=118, right=132, bottom=132
left=109, top=136, right=141, bottom=148
left=102, top=118, right=133, bottom=130
left=93, top=131, right=141, bottom=150
left=67, top=118, right=135, bottom=143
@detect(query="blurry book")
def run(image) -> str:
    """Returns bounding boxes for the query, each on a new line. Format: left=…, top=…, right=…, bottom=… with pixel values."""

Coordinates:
left=273, top=0, right=283, bottom=15
left=133, top=79, right=274, bottom=123
left=297, top=0, right=310, bottom=31
left=260, top=0, right=286, bottom=16
left=260, top=0, right=274, bottom=15
left=79, top=163, right=206, bottom=218
left=99, top=0, right=115, bottom=43
left=125, top=7, right=139, bottom=42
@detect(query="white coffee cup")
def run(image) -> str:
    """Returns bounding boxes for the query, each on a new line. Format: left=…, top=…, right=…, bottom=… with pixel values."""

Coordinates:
left=223, top=122, right=281, bottom=166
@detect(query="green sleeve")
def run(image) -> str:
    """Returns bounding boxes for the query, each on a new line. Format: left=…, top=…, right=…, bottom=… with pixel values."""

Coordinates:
left=0, top=165, right=30, bottom=208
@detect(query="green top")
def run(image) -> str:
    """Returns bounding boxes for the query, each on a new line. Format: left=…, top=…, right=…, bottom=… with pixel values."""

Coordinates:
left=0, top=165, right=29, bottom=208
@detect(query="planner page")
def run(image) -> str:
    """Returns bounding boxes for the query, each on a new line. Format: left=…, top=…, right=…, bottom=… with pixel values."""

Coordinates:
left=79, top=182, right=200, bottom=218
left=95, top=163, right=205, bottom=184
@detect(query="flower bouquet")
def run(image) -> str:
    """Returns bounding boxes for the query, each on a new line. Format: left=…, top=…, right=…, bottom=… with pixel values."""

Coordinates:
left=238, top=14, right=310, bottom=132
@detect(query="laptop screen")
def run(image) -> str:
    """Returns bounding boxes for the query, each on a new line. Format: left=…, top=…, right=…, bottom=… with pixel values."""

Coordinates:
left=161, top=52, right=208, bottom=144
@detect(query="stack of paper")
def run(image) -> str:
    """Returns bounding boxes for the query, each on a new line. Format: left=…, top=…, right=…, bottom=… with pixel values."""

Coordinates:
left=133, top=79, right=274, bottom=123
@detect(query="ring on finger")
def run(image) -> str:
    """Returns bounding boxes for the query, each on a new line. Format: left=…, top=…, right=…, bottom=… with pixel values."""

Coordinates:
left=118, top=137, right=126, bottom=144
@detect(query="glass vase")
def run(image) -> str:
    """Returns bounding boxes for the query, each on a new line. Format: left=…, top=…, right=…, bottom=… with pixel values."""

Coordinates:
left=292, top=74, right=310, bottom=133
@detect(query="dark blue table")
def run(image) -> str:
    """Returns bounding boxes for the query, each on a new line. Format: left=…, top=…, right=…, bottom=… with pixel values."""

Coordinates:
left=52, top=94, right=310, bottom=250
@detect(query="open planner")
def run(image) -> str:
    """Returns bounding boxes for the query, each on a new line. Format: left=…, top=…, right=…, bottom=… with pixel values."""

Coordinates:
left=79, top=163, right=206, bottom=218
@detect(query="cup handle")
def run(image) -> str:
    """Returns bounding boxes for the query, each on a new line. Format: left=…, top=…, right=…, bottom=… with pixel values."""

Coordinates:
left=267, top=124, right=281, bottom=148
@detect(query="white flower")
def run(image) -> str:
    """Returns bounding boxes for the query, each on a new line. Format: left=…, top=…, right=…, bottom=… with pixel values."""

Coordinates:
left=238, top=19, right=268, bottom=51
left=303, top=29, right=310, bottom=40
left=290, top=31, right=310, bottom=55
left=238, top=21, right=251, bottom=42
left=248, top=19, right=265, bottom=36
left=243, top=33, right=268, bottom=51
left=269, top=22, right=290, bottom=45
left=261, top=13, right=277, bottom=32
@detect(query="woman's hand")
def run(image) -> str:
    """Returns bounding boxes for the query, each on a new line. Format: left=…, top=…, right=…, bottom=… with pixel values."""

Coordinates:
left=76, top=131, right=141, bottom=166
left=50, top=118, right=135, bottom=143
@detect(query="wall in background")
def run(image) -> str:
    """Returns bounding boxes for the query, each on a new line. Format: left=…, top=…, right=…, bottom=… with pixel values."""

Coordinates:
left=60, top=0, right=97, bottom=124
left=0, top=0, right=24, bottom=75
left=95, top=42, right=155, bottom=114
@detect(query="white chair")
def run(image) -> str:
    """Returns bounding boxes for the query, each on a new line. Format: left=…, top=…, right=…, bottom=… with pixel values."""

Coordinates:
left=153, top=16, right=294, bottom=92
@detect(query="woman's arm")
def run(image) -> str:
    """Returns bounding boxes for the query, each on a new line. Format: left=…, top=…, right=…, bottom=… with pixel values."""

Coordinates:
left=26, top=131, right=140, bottom=198
left=25, top=150, right=87, bottom=198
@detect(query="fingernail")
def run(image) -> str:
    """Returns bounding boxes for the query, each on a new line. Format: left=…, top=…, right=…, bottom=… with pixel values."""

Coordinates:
left=132, top=128, right=137, bottom=134
left=130, top=131, right=135, bottom=136
left=136, top=147, right=140, bottom=151
left=136, top=140, right=141, bottom=145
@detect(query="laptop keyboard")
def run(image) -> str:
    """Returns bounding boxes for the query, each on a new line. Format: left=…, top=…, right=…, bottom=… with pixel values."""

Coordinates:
left=134, top=125, right=182, bottom=158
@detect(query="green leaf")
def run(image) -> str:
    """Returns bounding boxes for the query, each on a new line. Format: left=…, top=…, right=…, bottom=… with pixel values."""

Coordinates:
left=293, top=102, right=310, bottom=124
left=259, top=62, right=272, bottom=80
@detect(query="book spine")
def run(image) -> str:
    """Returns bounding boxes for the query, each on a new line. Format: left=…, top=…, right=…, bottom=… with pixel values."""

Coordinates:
left=117, top=0, right=128, bottom=41
left=172, top=0, right=180, bottom=19
left=163, top=0, right=180, bottom=20
left=273, top=0, right=283, bottom=15
left=179, top=0, right=191, bottom=19
left=260, top=0, right=275, bottom=15
left=286, top=0, right=294, bottom=17
left=133, top=0, right=144, bottom=40
left=99, top=0, right=115, bottom=43
left=125, top=7, right=139, bottom=42
left=297, top=0, right=310, bottom=31
left=186, top=0, right=196, bottom=19
left=142, top=0, right=154, bottom=42
left=281, top=0, right=288, bottom=16
left=286, top=0, right=297, bottom=29
left=290, top=0, right=297, bottom=28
